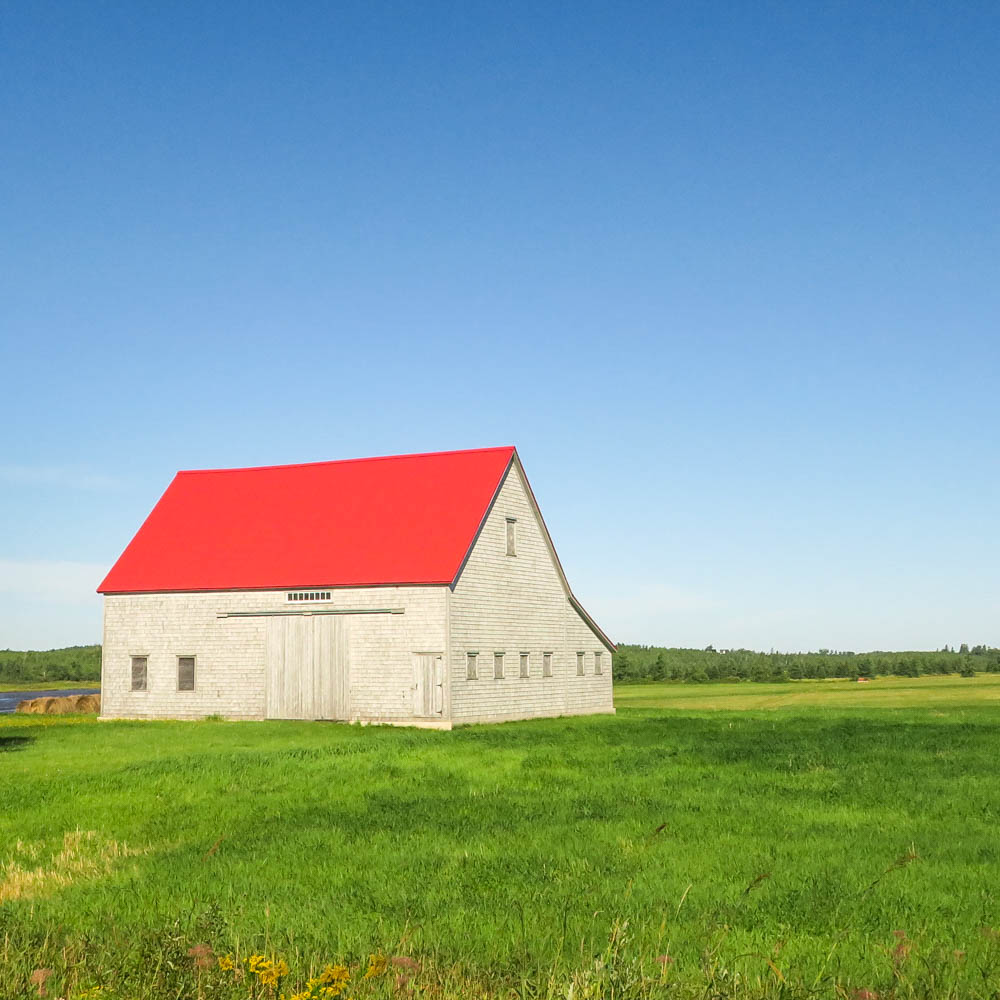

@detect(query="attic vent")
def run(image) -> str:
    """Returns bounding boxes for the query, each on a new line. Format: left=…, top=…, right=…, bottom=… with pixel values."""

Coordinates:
left=287, top=591, right=332, bottom=602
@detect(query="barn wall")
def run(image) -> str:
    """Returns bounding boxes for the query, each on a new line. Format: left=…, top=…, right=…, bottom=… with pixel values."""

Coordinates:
left=100, top=586, right=448, bottom=724
left=448, top=461, right=614, bottom=725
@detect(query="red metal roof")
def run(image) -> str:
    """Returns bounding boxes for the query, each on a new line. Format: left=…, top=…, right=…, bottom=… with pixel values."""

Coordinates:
left=97, top=447, right=516, bottom=594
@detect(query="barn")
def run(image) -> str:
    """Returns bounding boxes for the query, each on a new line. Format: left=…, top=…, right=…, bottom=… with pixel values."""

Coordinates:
left=97, top=446, right=615, bottom=727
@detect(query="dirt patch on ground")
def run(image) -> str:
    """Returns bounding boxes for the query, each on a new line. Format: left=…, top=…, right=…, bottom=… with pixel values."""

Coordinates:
left=16, top=694, right=100, bottom=715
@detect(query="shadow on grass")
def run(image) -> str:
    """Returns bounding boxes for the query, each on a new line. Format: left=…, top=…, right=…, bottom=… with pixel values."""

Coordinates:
left=0, top=735, right=35, bottom=752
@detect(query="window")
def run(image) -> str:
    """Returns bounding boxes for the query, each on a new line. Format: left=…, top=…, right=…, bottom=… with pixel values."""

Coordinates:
left=542, top=652, right=553, bottom=678
left=466, top=652, right=478, bottom=680
left=505, top=518, right=517, bottom=556
left=131, top=656, right=147, bottom=692
left=494, top=652, right=505, bottom=679
left=177, top=656, right=196, bottom=691
left=594, top=651, right=603, bottom=675
left=520, top=652, right=530, bottom=678
left=576, top=652, right=585, bottom=676
left=287, top=591, right=331, bottom=602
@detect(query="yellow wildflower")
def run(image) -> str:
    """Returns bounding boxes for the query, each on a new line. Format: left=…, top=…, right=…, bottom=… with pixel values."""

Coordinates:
left=218, top=954, right=235, bottom=971
left=363, top=954, right=388, bottom=979
left=320, top=964, right=350, bottom=986
left=255, top=957, right=289, bottom=988
left=249, top=954, right=267, bottom=973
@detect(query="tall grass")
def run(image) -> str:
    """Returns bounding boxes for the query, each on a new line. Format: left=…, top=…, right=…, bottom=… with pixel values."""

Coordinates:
left=1, top=696, right=999, bottom=998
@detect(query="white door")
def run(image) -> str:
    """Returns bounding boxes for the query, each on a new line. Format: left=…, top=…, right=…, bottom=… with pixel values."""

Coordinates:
left=412, top=652, right=445, bottom=718
left=266, top=615, right=349, bottom=720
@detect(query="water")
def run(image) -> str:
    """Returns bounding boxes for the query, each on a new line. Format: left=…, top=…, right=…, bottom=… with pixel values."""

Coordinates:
left=0, top=688, right=100, bottom=714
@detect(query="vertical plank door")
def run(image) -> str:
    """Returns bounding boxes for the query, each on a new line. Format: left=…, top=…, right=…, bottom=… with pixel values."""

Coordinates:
left=315, top=615, right=350, bottom=720
left=413, top=652, right=445, bottom=718
left=266, top=615, right=350, bottom=720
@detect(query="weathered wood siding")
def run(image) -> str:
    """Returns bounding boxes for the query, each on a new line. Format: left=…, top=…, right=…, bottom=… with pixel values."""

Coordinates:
left=101, top=586, right=448, bottom=725
left=448, top=461, right=614, bottom=725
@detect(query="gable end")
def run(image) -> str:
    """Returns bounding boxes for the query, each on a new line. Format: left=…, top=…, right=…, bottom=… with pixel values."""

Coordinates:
left=450, top=452, right=614, bottom=653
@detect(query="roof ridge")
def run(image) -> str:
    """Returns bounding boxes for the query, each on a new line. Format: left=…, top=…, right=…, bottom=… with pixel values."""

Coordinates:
left=177, top=445, right=516, bottom=477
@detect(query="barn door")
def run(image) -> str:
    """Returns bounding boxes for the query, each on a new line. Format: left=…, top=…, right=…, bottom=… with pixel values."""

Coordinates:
left=266, top=615, right=349, bottom=720
left=313, top=615, right=349, bottom=720
left=412, top=652, right=444, bottom=718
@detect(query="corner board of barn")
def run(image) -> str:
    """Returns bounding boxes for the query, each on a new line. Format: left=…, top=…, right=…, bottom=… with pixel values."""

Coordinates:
left=97, top=447, right=615, bottom=727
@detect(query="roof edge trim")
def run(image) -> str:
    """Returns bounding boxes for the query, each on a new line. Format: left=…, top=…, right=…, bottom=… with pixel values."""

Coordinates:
left=177, top=445, right=516, bottom=477
left=98, top=581, right=454, bottom=596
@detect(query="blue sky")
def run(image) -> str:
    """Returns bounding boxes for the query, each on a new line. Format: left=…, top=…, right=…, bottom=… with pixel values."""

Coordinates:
left=2, top=2, right=998, bottom=651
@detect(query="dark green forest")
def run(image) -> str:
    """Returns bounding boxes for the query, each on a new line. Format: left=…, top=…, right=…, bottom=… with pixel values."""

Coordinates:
left=0, top=645, right=101, bottom=683
left=613, top=643, right=1000, bottom=683
left=3, top=642, right=1000, bottom=686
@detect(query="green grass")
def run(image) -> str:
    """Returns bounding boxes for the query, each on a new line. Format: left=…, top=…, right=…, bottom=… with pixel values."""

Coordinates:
left=2, top=680, right=1000, bottom=998
left=616, top=673, right=1000, bottom=711
left=0, top=679, right=100, bottom=692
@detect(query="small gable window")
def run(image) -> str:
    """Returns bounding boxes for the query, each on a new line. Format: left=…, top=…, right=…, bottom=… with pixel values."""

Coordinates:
left=520, top=652, right=530, bottom=678
left=131, top=656, right=147, bottom=692
left=542, top=652, right=553, bottom=678
left=494, top=652, right=505, bottom=679
left=466, top=652, right=478, bottom=680
left=177, top=656, right=196, bottom=691
left=505, top=518, right=517, bottom=556
left=576, top=652, right=585, bottom=676
left=594, top=651, right=603, bottom=675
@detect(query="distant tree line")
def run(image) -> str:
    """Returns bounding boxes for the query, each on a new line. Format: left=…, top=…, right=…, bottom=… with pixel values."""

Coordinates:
left=4, top=642, right=999, bottom=686
left=612, top=643, right=1000, bottom=683
left=0, top=645, right=101, bottom=683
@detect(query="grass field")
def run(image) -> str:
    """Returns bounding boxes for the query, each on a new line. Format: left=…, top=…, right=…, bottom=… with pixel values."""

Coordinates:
left=616, top=673, right=1000, bottom=711
left=2, top=679, right=1000, bottom=999
left=0, top=680, right=100, bottom=692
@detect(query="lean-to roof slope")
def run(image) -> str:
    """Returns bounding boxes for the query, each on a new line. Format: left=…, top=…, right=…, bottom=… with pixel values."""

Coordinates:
left=98, top=447, right=516, bottom=594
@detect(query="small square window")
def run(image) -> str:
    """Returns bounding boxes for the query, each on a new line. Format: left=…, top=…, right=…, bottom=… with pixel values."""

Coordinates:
left=466, top=652, right=478, bottom=680
left=594, top=651, right=603, bottom=675
left=576, top=652, right=585, bottom=676
left=520, top=652, right=530, bottom=678
left=494, top=652, right=505, bottom=679
left=131, top=655, right=147, bottom=692
left=177, top=656, right=196, bottom=691
left=542, top=652, right=553, bottom=678
left=505, top=518, right=517, bottom=556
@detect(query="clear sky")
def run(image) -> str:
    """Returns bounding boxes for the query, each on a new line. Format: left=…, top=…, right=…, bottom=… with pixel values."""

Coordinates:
left=2, top=2, right=998, bottom=652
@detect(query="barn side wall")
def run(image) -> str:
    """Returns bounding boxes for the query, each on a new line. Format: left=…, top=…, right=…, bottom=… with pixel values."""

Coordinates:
left=100, top=587, right=448, bottom=724
left=448, top=461, right=615, bottom=725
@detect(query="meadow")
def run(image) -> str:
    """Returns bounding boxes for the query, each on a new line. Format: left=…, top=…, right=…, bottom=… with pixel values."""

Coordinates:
left=2, top=679, right=1000, bottom=999
left=0, top=680, right=99, bottom=693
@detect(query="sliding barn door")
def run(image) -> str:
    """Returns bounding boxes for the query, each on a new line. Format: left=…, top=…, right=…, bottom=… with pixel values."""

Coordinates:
left=265, top=615, right=349, bottom=720
left=412, top=652, right=445, bottom=718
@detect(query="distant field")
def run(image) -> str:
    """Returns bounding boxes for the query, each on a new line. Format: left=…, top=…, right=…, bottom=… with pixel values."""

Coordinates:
left=615, top=672, right=1000, bottom=711
left=3, top=678, right=1000, bottom=999
left=0, top=679, right=100, bottom=692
